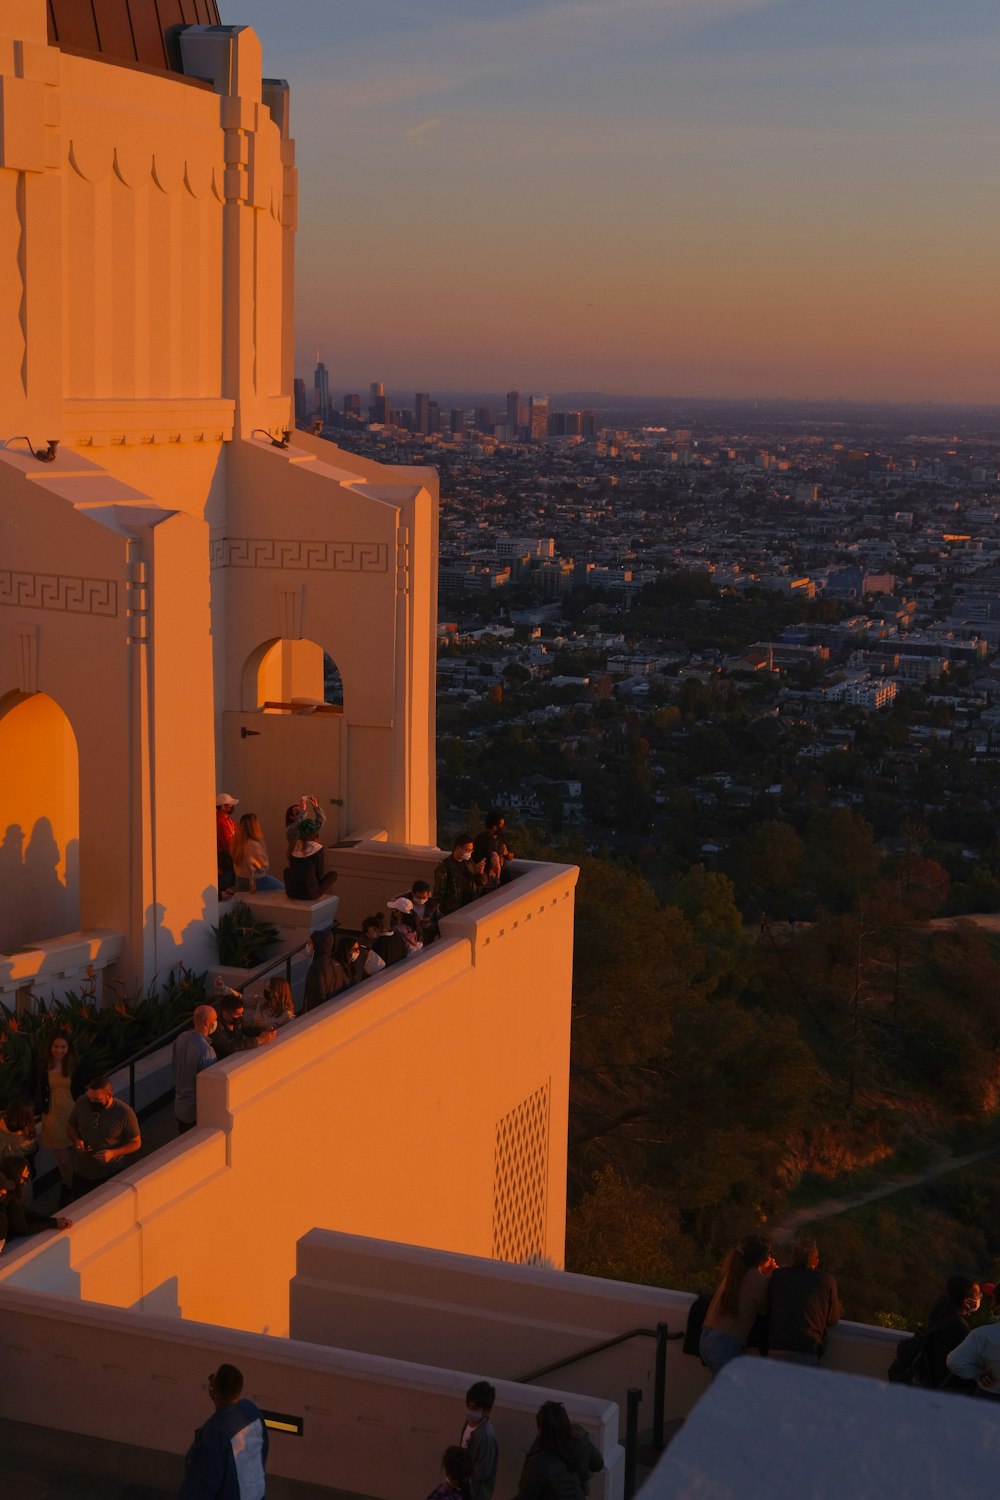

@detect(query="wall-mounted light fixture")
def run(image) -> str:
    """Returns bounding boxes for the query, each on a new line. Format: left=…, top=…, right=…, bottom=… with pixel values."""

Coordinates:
left=251, top=428, right=291, bottom=449
left=3, top=436, right=58, bottom=462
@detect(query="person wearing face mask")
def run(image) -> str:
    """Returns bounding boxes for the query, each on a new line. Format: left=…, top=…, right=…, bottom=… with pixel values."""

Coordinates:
left=460, top=1380, right=498, bottom=1500
left=66, top=1076, right=141, bottom=1199
left=434, top=835, right=488, bottom=918
left=0, top=1156, right=72, bottom=1250
left=172, top=1005, right=219, bottom=1134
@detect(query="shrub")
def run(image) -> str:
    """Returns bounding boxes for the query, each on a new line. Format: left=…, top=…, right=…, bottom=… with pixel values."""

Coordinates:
left=213, top=902, right=280, bottom=968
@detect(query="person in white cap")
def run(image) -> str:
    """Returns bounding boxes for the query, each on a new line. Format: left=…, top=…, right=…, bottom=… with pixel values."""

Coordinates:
left=386, top=896, right=423, bottom=958
left=216, top=793, right=239, bottom=895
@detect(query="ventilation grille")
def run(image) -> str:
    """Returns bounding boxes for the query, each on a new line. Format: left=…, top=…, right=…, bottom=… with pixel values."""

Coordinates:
left=492, top=1083, right=549, bottom=1263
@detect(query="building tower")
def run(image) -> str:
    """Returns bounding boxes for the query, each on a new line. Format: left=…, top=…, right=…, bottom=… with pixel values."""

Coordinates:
left=529, top=394, right=549, bottom=442
left=313, top=358, right=331, bottom=424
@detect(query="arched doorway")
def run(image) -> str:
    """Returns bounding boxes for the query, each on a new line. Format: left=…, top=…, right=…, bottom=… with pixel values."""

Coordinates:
left=226, top=640, right=346, bottom=864
left=0, top=692, right=80, bottom=952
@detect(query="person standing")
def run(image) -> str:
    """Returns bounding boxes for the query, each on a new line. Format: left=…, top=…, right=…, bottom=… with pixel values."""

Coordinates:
left=434, top=836, right=487, bottom=917
left=216, top=793, right=239, bottom=895
left=460, top=1380, right=498, bottom=1500
left=766, top=1234, right=841, bottom=1365
left=922, top=1275, right=982, bottom=1389
left=211, top=997, right=276, bottom=1060
left=178, top=1362, right=268, bottom=1499
left=29, top=1030, right=78, bottom=1202
left=172, top=1006, right=218, bottom=1134
left=699, top=1234, right=774, bottom=1378
left=66, top=1076, right=141, bottom=1200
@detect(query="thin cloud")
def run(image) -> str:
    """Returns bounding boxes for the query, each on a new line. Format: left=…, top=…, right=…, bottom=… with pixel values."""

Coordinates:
left=404, top=117, right=442, bottom=141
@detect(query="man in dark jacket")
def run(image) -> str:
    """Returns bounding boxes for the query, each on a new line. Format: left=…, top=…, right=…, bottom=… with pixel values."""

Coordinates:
left=460, top=1380, right=499, bottom=1500
left=766, top=1235, right=841, bottom=1364
left=434, top=835, right=487, bottom=917
left=178, top=1362, right=268, bottom=1499
left=212, top=997, right=275, bottom=1060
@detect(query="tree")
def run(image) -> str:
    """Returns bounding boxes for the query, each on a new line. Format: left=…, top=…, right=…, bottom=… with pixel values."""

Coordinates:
left=727, top=820, right=805, bottom=919
left=805, top=808, right=880, bottom=912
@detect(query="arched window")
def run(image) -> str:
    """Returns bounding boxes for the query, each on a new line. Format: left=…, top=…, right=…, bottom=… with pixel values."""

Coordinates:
left=0, top=692, right=80, bottom=952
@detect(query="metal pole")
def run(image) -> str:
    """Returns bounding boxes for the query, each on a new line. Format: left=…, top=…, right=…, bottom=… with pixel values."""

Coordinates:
left=624, top=1387, right=642, bottom=1500
left=653, top=1321, right=668, bottom=1451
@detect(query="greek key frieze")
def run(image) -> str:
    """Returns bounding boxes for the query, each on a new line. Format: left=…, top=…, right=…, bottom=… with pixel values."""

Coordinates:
left=0, top=570, right=119, bottom=617
left=210, top=538, right=389, bottom=573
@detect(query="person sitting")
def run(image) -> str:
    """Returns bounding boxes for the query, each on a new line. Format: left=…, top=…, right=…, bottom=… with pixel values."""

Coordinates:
left=285, top=794, right=326, bottom=845
left=231, top=813, right=283, bottom=892
left=0, top=1156, right=71, bottom=1247
left=699, top=1233, right=775, bottom=1377
left=434, top=835, right=488, bottom=917
left=924, top=1275, right=982, bottom=1389
left=243, top=978, right=296, bottom=1034
left=386, top=897, right=423, bottom=957
left=211, top=994, right=276, bottom=1059
left=473, top=811, right=514, bottom=889
left=283, top=816, right=338, bottom=901
left=216, top=792, right=239, bottom=895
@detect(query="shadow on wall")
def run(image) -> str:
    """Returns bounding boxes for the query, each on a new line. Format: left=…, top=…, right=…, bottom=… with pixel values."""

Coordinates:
left=141, top=887, right=219, bottom=981
left=0, top=821, right=79, bottom=955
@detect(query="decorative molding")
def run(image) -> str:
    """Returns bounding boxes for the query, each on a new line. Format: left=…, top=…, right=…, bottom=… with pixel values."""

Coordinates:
left=210, top=539, right=389, bottom=573
left=15, top=626, right=39, bottom=694
left=0, top=570, right=118, bottom=617
left=277, top=585, right=303, bottom=641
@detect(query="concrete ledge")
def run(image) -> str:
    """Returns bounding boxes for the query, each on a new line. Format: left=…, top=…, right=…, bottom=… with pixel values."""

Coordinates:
left=240, top=892, right=339, bottom=931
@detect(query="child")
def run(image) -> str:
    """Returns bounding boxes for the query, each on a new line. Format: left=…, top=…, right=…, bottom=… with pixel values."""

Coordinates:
left=426, top=1446, right=472, bottom=1500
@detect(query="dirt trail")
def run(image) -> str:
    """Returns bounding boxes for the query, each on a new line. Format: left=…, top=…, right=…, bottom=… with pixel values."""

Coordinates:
left=765, top=1140, right=1000, bottom=1242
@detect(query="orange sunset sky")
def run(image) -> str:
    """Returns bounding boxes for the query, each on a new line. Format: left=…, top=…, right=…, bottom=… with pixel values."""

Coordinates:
left=232, top=0, right=999, bottom=403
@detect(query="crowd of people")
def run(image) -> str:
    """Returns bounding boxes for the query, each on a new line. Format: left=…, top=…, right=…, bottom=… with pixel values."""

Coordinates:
left=697, top=1230, right=1000, bottom=1397
left=217, top=789, right=517, bottom=918
left=216, top=791, right=338, bottom=901
left=178, top=1368, right=604, bottom=1500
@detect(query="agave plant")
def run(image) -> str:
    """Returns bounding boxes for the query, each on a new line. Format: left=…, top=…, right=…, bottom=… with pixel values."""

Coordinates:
left=212, top=902, right=280, bottom=968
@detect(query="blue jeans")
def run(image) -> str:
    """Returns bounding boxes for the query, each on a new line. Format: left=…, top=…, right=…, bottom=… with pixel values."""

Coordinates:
left=237, top=874, right=283, bottom=891
left=700, top=1327, right=744, bottom=1378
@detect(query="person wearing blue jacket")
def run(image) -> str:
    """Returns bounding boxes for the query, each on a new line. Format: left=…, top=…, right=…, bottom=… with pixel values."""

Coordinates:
left=178, top=1364, right=268, bottom=1499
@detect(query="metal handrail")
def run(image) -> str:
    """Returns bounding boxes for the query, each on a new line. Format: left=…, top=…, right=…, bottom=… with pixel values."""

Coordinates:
left=230, top=937, right=314, bottom=1002
left=122, top=939, right=313, bottom=1107
left=518, top=1320, right=678, bottom=1492
left=516, top=1324, right=679, bottom=1385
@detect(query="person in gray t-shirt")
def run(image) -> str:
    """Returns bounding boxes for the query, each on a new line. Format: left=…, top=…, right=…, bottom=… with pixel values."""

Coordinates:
left=67, top=1078, right=141, bottom=1197
left=172, top=1005, right=219, bottom=1132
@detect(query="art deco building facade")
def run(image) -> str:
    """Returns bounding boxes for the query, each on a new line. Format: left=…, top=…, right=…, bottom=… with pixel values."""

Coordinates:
left=0, top=7, right=990, bottom=1498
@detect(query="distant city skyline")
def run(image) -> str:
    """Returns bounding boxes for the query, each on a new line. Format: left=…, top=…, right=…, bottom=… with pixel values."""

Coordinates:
left=231, top=0, right=1000, bottom=404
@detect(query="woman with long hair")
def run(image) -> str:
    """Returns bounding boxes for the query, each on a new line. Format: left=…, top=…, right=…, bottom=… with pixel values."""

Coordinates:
left=29, top=1030, right=78, bottom=1200
left=231, top=812, right=282, bottom=892
left=699, top=1233, right=775, bottom=1378
left=243, top=977, right=296, bottom=1035
left=515, top=1401, right=603, bottom=1500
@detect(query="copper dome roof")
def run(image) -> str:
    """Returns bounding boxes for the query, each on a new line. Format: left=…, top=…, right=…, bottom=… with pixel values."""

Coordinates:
left=47, top=0, right=222, bottom=75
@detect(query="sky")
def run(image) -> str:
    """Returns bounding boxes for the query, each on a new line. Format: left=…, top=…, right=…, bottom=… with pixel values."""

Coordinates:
left=229, top=0, right=1000, bottom=404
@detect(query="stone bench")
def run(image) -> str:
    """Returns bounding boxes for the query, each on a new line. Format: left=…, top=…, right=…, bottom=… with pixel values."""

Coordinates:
left=239, top=890, right=339, bottom=933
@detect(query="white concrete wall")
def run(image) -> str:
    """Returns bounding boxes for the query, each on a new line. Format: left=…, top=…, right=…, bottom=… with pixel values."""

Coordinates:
left=0, top=1284, right=622, bottom=1500
left=0, top=860, right=578, bottom=1333
left=285, top=1229, right=909, bottom=1435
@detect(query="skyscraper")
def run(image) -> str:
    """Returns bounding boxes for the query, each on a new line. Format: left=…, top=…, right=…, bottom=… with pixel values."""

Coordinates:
left=294, top=378, right=307, bottom=422
left=415, top=392, right=431, bottom=435
left=506, top=389, right=523, bottom=438
left=314, top=359, right=331, bottom=424
left=529, top=394, right=549, bottom=442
